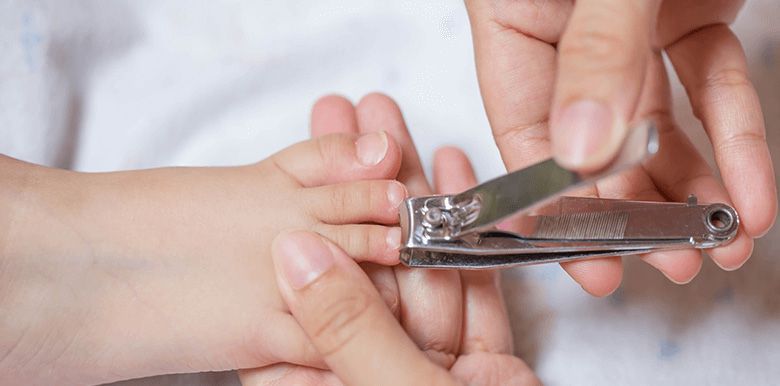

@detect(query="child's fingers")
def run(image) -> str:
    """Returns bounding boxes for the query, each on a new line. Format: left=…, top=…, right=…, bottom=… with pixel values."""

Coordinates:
left=273, top=132, right=402, bottom=187
left=432, top=147, right=477, bottom=194
left=300, top=180, right=406, bottom=225
left=356, top=93, right=432, bottom=194
left=310, top=94, right=359, bottom=137
left=313, top=224, right=401, bottom=266
left=432, top=147, right=514, bottom=354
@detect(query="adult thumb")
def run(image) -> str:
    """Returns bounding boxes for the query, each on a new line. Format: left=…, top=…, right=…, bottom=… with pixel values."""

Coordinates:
left=271, top=230, right=454, bottom=386
left=551, top=0, right=660, bottom=172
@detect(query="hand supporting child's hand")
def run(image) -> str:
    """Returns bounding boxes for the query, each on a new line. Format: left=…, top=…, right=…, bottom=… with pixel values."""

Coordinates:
left=0, top=130, right=406, bottom=384
left=240, top=93, right=538, bottom=385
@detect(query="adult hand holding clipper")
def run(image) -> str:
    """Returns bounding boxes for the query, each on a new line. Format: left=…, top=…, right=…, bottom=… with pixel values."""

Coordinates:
left=466, top=0, right=776, bottom=294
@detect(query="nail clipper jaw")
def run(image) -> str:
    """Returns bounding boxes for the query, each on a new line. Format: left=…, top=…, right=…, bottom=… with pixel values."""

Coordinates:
left=399, top=194, right=467, bottom=264
left=399, top=195, right=440, bottom=264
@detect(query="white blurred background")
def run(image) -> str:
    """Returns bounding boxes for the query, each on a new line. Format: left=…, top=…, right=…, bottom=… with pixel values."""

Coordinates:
left=1, top=1, right=778, bottom=385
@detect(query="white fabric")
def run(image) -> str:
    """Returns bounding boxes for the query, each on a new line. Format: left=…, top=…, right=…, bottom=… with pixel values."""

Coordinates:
left=1, top=1, right=778, bottom=385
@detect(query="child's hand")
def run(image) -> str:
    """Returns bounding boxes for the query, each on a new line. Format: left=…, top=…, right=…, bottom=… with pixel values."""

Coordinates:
left=240, top=93, right=535, bottom=386
left=0, top=131, right=405, bottom=384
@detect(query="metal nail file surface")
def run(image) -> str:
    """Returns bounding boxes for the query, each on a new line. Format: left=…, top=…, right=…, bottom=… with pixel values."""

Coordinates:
left=398, top=121, right=739, bottom=269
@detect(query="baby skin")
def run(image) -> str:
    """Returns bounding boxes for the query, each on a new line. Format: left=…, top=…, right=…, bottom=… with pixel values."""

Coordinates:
left=0, top=130, right=408, bottom=384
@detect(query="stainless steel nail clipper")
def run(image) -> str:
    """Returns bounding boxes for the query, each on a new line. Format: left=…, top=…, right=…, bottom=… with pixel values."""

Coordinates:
left=399, top=121, right=739, bottom=269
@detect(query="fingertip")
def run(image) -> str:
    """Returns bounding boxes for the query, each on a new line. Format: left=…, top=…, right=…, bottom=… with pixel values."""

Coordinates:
left=356, top=130, right=403, bottom=177
left=312, top=94, right=352, bottom=111
left=642, top=250, right=703, bottom=285
left=383, top=227, right=402, bottom=266
left=739, top=193, right=778, bottom=239
left=356, top=92, right=401, bottom=114
left=355, top=93, right=413, bottom=151
left=549, top=100, right=624, bottom=173
left=709, top=229, right=754, bottom=271
left=561, top=257, right=623, bottom=297
left=386, top=181, right=408, bottom=215
left=718, top=147, right=777, bottom=238
left=379, top=131, right=403, bottom=178
left=433, top=146, right=478, bottom=194
left=434, top=146, right=468, bottom=165
left=310, top=94, right=357, bottom=137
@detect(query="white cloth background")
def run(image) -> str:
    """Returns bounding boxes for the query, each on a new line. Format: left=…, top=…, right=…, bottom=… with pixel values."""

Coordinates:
left=1, top=1, right=778, bottom=385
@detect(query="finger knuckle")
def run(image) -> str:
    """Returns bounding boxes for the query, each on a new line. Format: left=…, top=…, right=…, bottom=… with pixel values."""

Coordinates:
left=338, top=228, right=361, bottom=255
left=315, top=135, right=349, bottom=171
left=715, top=131, right=767, bottom=155
left=363, top=227, right=377, bottom=255
left=329, top=186, right=351, bottom=214
left=560, top=28, right=635, bottom=71
left=366, top=181, right=382, bottom=212
left=311, top=288, right=373, bottom=356
left=701, top=67, right=753, bottom=94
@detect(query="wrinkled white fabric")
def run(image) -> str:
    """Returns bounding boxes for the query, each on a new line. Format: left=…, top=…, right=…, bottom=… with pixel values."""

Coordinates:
left=1, top=1, right=778, bottom=385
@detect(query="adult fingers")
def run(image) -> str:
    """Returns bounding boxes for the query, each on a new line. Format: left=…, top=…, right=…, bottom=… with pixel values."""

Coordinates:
left=467, top=2, right=624, bottom=297
left=433, top=147, right=513, bottom=354
left=355, top=93, right=431, bottom=193
left=642, top=116, right=755, bottom=271
left=273, top=132, right=402, bottom=187
left=559, top=257, right=623, bottom=297
left=550, top=0, right=660, bottom=171
left=355, top=93, right=464, bottom=367
left=604, top=52, right=704, bottom=284
left=272, top=230, right=454, bottom=386
left=311, top=95, right=359, bottom=137
left=432, top=147, right=478, bottom=195
left=465, top=0, right=560, bottom=170
left=666, top=24, right=777, bottom=240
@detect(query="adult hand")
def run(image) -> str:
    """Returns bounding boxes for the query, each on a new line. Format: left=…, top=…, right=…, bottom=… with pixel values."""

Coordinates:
left=465, top=0, right=776, bottom=295
left=242, top=229, right=538, bottom=386
left=240, top=93, right=539, bottom=385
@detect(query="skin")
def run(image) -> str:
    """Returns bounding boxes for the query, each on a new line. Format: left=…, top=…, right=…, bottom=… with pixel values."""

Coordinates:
left=3, top=0, right=775, bottom=382
left=239, top=93, right=539, bottom=386
left=465, top=0, right=776, bottom=295
left=0, top=131, right=407, bottom=385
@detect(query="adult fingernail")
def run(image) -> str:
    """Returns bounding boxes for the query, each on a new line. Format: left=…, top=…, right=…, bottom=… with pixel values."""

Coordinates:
left=355, top=131, right=389, bottom=166
left=551, top=100, right=616, bottom=170
left=386, top=182, right=407, bottom=211
left=275, top=231, right=335, bottom=289
left=386, top=227, right=401, bottom=251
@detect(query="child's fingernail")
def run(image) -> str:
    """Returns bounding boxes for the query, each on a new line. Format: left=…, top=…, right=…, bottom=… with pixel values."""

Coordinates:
left=355, top=131, right=388, bottom=166
left=386, top=182, right=406, bottom=210
left=550, top=100, right=616, bottom=170
left=275, top=231, right=335, bottom=290
left=386, top=227, right=401, bottom=251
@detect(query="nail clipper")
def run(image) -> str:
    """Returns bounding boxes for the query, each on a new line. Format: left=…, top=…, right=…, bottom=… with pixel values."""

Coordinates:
left=399, top=121, right=739, bottom=269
